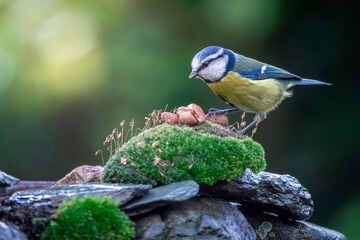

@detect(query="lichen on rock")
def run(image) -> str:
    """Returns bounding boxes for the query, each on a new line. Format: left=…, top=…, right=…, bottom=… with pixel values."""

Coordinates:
left=102, top=122, right=266, bottom=186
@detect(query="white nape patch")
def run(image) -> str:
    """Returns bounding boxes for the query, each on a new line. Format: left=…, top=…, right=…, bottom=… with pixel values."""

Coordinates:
left=191, top=48, right=224, bottom=70
left=198, top=55, right=228, bottom=82
left=261, top=65, right=267, bottom=74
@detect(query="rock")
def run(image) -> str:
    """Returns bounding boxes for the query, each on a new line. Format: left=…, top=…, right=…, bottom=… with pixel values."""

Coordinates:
left=123, top=180, right=199, bottom=216
left=206, top=113, right=229, bottom=126
left=0, top=221, right=28, bottom=240
left=9, top=183, right=151, bottom=206
left=0, top=198, right=60, bottom=239
left=1, top=181, right=56, bottom=198
left=200, top=169, right=314, bottom=220
left=160, top=112, right=179, bottom=125
left=54, top=165, right=104, bottom=186
left=0, top=171, right=19, bottom=194
left=0, top=204, right=11, bottom=215
left=188, top=103, right=206, bottom=123
left=241, top=207, right=347, bottom=240
left=135, top=214, right=165, bottom=240
left=134, top=197, right=256, bottom=240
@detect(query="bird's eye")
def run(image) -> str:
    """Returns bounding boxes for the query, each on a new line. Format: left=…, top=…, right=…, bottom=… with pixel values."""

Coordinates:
left=203, top=61, right=210, bottom=67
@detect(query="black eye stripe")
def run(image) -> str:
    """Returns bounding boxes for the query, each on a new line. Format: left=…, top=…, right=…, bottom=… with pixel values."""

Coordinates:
left=198, top=55, right=222, bottom=71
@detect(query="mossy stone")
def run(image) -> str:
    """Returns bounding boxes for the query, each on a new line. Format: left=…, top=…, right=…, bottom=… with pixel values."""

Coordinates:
left=102, top=122, right=266, bottom=186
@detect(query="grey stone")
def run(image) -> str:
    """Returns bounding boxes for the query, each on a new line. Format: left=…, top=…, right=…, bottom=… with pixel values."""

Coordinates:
left=135, top=214, right=165, bottom=240
left=134, top=197, right=256, bottom=240
left=9, top=182, right=151, bottom=206
left=200, top=169, right=314, bottom=220
left=241, top=207, right=347, bottom=240
left=123, top=180, right=199, bottom=216
left=0, top=171, right=19, bottom=194
left=1, top=181, right=56, bottom=198
left=0, top=221, right=28, bottom=240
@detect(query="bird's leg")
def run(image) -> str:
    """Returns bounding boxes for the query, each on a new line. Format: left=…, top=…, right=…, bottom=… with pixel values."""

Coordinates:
left=206, top=107, right=239, bottom=118
left=239, top=119, right=259, bottom=135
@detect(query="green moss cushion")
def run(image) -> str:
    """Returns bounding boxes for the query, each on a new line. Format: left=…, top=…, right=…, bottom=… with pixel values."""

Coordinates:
left=42, top=196, right=134, bottom=240
left=102, top=123, right=266, bottom=186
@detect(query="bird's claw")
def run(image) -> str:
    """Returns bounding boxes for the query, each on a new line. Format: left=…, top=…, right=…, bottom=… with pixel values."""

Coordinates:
left=206, top=108, right=226, bottom=118
left=228, top=125, right=238, bottom=133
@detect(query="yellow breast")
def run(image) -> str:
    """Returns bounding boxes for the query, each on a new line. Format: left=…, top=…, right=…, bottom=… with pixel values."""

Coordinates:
left=207, top=71, right=292, bottom=114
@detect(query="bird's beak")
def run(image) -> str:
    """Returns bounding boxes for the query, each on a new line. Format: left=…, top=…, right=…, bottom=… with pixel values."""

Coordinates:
left=189, top=70, right=197, bottom=79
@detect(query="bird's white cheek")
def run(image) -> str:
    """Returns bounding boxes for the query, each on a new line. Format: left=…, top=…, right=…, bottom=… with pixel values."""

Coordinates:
left=200, top=55, right=228, bottom=82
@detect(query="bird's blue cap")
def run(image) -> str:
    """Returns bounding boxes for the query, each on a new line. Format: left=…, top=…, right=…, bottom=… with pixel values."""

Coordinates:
left=195, top=46, right=223, bottom=60
left=191, top=46, right=235, bottom=76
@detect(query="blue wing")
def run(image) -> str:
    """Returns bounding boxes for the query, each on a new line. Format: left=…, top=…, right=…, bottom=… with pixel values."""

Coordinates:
left=233, top=56, right=301, bottom=81
left=232, top=55, right=330, bottom=85
left=257, top=65, right=301, bottom=80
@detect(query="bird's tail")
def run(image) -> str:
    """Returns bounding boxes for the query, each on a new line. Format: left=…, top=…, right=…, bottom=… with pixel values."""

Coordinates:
left=290, top=78, right=332, bottom=86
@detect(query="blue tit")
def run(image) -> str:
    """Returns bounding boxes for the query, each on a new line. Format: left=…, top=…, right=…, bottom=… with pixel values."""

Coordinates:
left=189, top=46, right=331, bottom=134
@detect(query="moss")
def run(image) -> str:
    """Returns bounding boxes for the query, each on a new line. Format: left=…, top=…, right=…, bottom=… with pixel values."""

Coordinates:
left=32, top=217, right=51, bottom=239
left=256, top=221, right=273, bottom=239
left=41, top=196, right=134, bottom=240
left=102, top=122, right=266, bottom=186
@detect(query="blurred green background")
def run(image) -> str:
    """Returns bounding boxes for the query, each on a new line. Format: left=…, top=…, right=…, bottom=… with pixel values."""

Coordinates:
left=0, top=0, right=359, bottom=237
